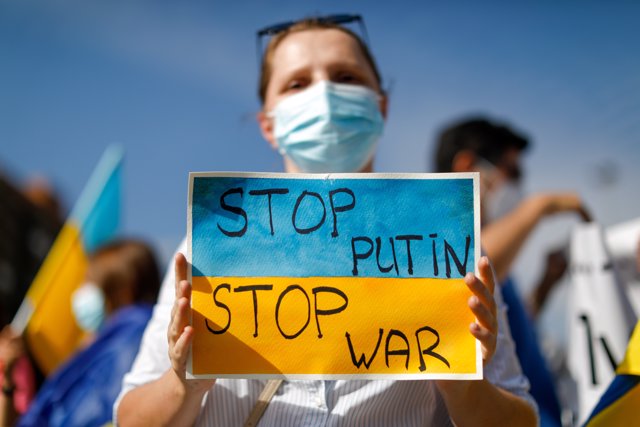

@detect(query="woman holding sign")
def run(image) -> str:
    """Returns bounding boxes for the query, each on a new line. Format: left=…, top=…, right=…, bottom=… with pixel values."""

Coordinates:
left=116, top=15, right=537, bottom=426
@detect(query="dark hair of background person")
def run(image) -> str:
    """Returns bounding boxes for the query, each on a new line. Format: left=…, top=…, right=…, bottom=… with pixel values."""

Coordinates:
left=89, top=239, right=161, bottom=312
left=258, top=18, right=383, bottom=104
left=0, top=174, right=63, bottom=329
left=434, top=117, right=530, bottom=173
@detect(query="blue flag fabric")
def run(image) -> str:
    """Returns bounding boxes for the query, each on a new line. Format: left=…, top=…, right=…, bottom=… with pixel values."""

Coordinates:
left=18, top=304, right=152, bottom=427
left=502, top=277, right=563, bottom=427
left=15, top=145, right=123, bottom=375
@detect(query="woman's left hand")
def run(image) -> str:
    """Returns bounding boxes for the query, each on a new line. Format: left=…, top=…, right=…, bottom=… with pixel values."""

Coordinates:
left=464, top=256, right=498, bottom=364
left=435, top=257, right=537, bottom=426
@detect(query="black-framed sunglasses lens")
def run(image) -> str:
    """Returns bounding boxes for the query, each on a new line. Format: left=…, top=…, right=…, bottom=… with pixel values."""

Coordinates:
left=257, top=14, right=362, bottom=37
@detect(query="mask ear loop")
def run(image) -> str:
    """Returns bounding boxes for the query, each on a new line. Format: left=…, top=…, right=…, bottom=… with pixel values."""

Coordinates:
left=476, top=157, right=502, bottom=191
left=264, top=110, right=286, bottom=155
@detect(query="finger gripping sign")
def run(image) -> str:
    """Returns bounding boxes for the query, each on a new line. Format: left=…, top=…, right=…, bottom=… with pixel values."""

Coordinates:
left=187, top=172, right=481, bottom=380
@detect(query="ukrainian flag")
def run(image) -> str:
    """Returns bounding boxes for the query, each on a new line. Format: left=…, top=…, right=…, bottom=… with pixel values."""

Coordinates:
left=585, top=320, right=640, bottom=426
left=11, top=146, right=123, bottom=375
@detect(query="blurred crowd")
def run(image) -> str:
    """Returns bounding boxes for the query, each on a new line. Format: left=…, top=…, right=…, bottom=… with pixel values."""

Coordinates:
left=2, top=114, right=638, bottom=427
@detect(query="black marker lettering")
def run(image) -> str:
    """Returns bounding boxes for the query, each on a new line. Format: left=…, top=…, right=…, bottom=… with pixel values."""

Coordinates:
left=312, top=286, right=349, bottom=338
left=351, top=236, right=374, bottom=276
left=217, top=188, right=247, bottom=237
left=275, top=285, right=310, bottom=339
left=328, top=188, right=356, bottom=238
left=444, top=235, right=471, bottom=278
left=396, top=235, right=424, bottom=275
left=205, top=283, right=232, bottom=334
left=248, top=188, right=289, bottom=235
left=429, top=233, right=439, bottom=276
left=385, top=329, right=411, bottom=369
left=292, top=191, right=326, bottom=235
left=579, top=314, right=598, bottom=385
left=346, top=329, right=383, bottom=369
left=415, top=325, right=450, bottom=371
left=233, top=284, right=273, bottom=337
left=376, top=237, right=399, bottom=275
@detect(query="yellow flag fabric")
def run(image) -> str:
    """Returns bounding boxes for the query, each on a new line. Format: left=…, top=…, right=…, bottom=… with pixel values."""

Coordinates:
left=24, top=224, right=89, bottom=374
left=12, top=146, right=122, bottom=375
left=616, top=321, right=640, bottom=376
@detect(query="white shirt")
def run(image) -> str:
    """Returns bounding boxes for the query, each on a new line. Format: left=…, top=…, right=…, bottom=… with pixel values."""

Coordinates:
left=114, top=239, right=537, bottom=426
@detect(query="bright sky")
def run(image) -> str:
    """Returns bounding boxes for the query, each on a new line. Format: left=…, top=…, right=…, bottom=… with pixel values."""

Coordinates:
left=2, top=1, right=639, bottom=322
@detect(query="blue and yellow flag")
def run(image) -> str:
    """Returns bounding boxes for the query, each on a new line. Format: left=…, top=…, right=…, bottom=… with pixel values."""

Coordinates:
left=11, top=146, right=123, bottom=375
left=585, top=320, right=640, bottom=426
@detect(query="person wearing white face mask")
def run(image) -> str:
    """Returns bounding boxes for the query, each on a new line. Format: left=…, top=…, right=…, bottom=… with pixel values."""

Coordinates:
left=434, top=117, right=591, bottom=295
left=475, top=156, right=526, bottom=224
left=70, top=282, right=106, bottom=336
left=254, top=17, right=388, bottom=176
left=115, top=16, right=537, bottom=427
left=434, top=116, right=592, bottom=427
left=14, top=239, right=161, bottom=427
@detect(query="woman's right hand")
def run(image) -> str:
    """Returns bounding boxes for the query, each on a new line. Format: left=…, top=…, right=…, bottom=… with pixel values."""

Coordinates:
left=169, top=253, right=215, bottom=394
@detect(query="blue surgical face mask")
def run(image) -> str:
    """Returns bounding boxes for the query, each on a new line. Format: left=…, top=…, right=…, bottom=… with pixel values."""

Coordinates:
left=270, top=81, right=384, bottom=173
left=71, top=282, right=106, bottom=333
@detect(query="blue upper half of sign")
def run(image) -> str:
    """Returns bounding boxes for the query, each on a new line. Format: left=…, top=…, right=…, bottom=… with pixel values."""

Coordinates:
left=191, top=175, right=476, bottom=279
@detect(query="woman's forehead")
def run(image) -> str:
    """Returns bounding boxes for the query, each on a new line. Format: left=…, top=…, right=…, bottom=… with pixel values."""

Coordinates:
left=270, top=28, right=371, bottom=75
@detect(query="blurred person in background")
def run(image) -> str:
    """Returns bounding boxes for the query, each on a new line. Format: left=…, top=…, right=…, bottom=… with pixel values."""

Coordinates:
left=0, top=174, right=64, bottom=330
left=636, top=239, right=640, bottom=273
left=20, top=177, right=64, bottom=227
left=434, top=116, right=591, bottom=426
left=0, top=239, right=160, bottom=427
left=0, top=174, right=64, bottom=427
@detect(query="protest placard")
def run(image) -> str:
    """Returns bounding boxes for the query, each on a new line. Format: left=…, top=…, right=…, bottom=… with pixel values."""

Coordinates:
left=188, top=172, right=480, bottom=380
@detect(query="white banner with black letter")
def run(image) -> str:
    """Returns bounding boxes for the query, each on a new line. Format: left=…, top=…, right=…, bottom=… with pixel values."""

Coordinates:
left=567, top=222, right=637, bottom=424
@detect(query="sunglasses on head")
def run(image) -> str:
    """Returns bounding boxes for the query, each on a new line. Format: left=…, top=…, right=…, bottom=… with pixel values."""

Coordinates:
left=255, top=14, right=370, bottom=67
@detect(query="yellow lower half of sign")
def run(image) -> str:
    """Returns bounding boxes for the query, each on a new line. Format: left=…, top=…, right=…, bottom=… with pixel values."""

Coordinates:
left=191, top=276, right=477, bottom=377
